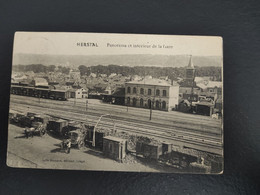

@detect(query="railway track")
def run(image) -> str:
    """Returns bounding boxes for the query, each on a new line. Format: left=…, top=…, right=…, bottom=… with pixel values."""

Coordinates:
left=11, top=95, right=221, bottom=128
left=10, top=98, right=222, bottom=141
left=11, top=103, right=223, bottom=155
left=11, top=96, right=222, bottom=135
left=11, top=101, right=221, bottom=143
left=10, top=100, right=223, bottom=155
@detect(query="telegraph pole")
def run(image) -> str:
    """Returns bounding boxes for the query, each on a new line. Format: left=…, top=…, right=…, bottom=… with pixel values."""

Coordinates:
left=86, top=99, right=88, bottom=111
left=150, top=85, right=156, bottom=120
left=149, top=101, right=152, bottom=120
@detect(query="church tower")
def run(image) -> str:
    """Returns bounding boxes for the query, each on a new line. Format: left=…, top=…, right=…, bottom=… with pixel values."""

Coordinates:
left=185, top=55, right=196, bottom=87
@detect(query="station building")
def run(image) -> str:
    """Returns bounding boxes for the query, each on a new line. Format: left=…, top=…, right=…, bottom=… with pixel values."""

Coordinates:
left=125, top=79, right=179, bottom=111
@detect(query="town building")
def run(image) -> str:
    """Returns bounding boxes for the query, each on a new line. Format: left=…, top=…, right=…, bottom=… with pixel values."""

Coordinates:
left=102, top=87, right=125, bottom=105
left=196, top=80, right=222, bottom=101
left=179, top=56, right=222, bottom=102
left=69, top=69, right=81, bottom=81
left=11, top=73, right=28, bottom=83
left=31, top=78, right=48, bottom=87
left=104, top=85, right=112, bottom=95
left=68, top=88, right=88, bottom=99
left=125, top=79, right=179, bottom=111
left=108, top=73, right=117, bottom=78
left=90, top=73, right=97, bottom=78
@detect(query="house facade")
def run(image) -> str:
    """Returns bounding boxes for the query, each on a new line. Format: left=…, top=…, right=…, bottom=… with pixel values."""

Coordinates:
left=69, top=88, right=88, bottom=99
left=125, top=79, right=179, bottom=111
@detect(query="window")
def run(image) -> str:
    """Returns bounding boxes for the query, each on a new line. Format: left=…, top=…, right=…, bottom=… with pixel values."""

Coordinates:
left=156, top=89, right=160, bottom=96
left=163, top=90, right=167, bottom=97
left=133, top=87, right=137, bottom=94
left=127, top=87, right=131, bottom=93
left=140, top=88, right=144, bottom=95
left=140, top=98, right=143, bottom=107
left=148, top=89, right=152, bottom=95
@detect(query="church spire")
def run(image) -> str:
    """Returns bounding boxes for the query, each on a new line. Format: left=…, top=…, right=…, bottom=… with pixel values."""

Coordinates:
left=187, top=55, right=194, bottom=69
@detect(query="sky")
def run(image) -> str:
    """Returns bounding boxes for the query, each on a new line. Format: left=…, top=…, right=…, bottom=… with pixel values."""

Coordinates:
left=13, top=32, right=223, bottom=56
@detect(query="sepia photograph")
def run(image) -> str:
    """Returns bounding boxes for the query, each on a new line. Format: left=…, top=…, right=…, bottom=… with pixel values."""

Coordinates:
left=7, top=32, right=223, bottom=174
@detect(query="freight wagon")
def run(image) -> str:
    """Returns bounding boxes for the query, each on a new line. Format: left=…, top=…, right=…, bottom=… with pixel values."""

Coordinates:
left=47, top=119, right=68, bottom=135
left=49, top=89, right=70, bottom=100
left=34, top=88, right=50, bottom=98
left=10, top=85, right=70, bottom=101
left=10, top=85, right=23, bottom=95
left=21, top=86, right=35, bottom=96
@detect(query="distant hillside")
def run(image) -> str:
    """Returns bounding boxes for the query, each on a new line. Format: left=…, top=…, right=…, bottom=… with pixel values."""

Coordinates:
left=13, top=53, right=222, bottom=68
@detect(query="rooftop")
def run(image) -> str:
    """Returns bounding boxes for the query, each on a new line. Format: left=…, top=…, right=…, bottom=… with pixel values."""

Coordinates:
left=197, top=81, right=222, bottom=89
left=34, top=78, right=48, bottom=83
left=126, top=79, right=176, bottom=87
left=103, top=136, right=127, bottom=142
left=112, top=87, right=125, bottom=97
left=195, top=77, right=210, bottom=83
left=194, top=101, right=214, bottom=107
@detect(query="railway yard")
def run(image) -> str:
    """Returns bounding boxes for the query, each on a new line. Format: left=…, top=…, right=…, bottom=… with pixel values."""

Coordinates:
left=7, top=95, right=223, bottom=172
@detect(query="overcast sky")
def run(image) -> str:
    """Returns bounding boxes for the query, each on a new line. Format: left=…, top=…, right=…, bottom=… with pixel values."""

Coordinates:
left=14, top=32, right=222, bottom=56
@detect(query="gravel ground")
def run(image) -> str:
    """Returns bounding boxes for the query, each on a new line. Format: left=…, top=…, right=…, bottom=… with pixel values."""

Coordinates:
left=7, top=124, right=181, bottom=173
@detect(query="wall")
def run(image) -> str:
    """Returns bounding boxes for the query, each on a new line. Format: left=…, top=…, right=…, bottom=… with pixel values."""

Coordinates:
left=168, top=85, right=179, bottom=111
left=125, top=83, right=174, bottom=111
left=74, top=88, right=88, bottom=99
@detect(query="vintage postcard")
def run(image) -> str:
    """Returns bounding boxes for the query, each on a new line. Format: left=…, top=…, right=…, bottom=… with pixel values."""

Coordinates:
left=7, top=32, right=223, bottom=174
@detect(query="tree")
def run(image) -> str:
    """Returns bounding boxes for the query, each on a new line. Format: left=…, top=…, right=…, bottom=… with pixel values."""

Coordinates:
left=48, top=65, right=56, bottom=72
left=78, top=65, right=88, bottom=76
left=61, top=67, right=70, bottom=74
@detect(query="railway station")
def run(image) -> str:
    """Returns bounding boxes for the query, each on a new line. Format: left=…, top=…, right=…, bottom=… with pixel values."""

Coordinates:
left=8, top=42, right=223, bottom=173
